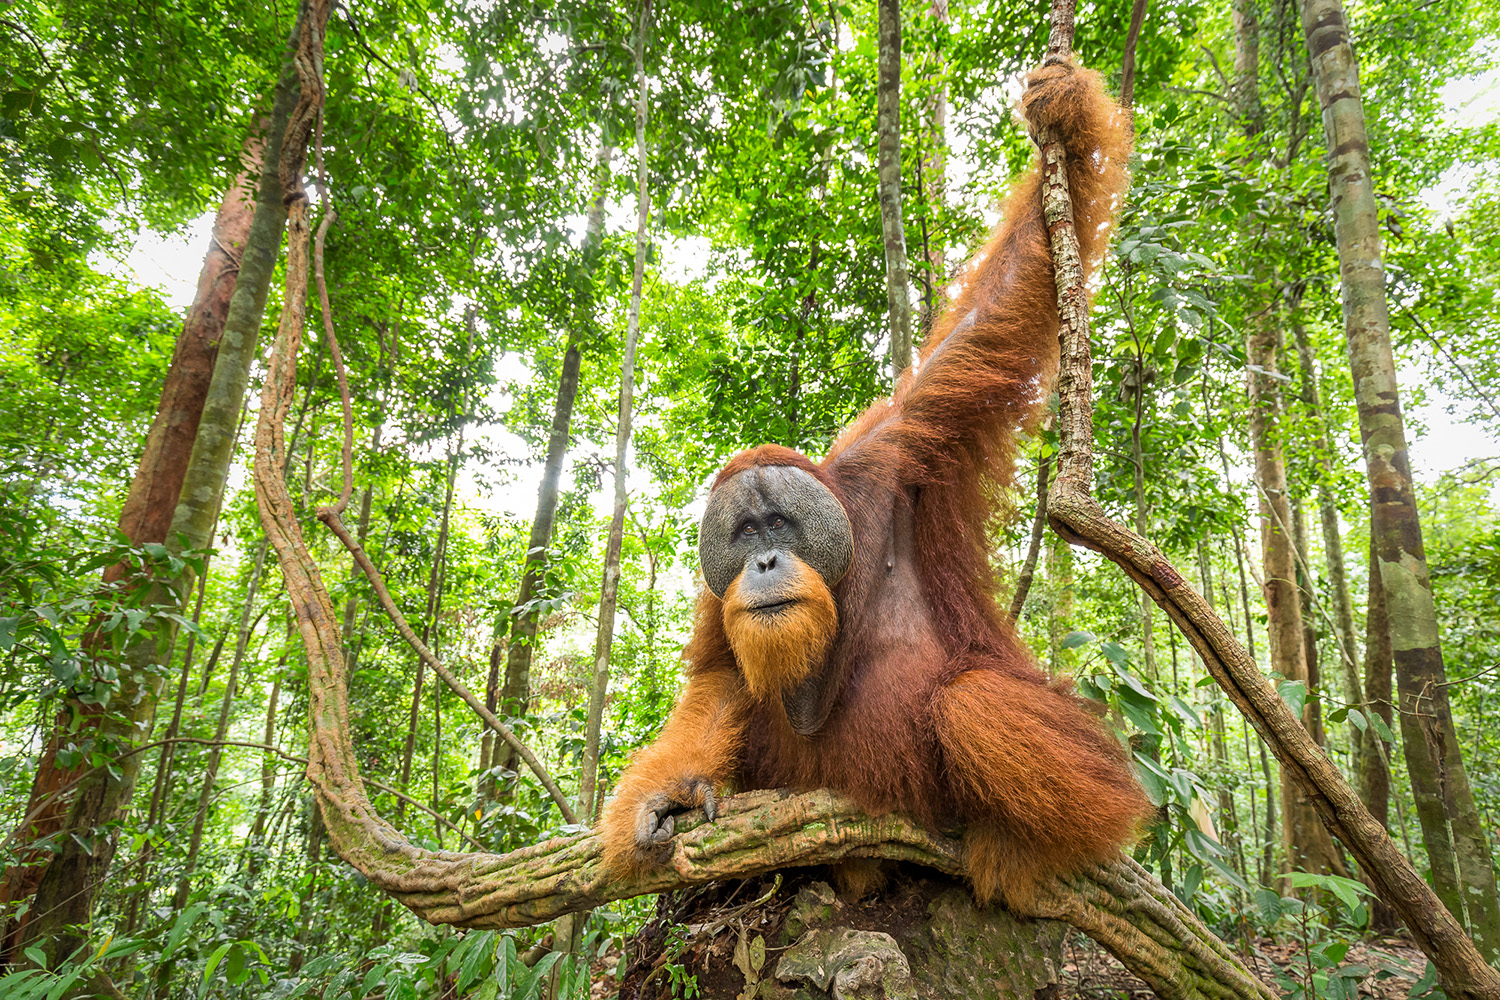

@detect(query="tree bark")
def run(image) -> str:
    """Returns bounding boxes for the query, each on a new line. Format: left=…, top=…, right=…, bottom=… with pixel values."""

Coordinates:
left=398, top=435, right=459, bottom=819
left=1291, top=322, right=1360, bottom=720
left=1118, top=0, right=1149, bottom=108
left=580, top=0, right=650, bottom=826
left=1232, top=0, right=1343, bottom=882
left=250, top=656, right=285, bottom=845
left=1360, top=536, right=1393, bottom=828
left=876, top=0, right=913, bottom=374
left=1201, top=544, right=1249, bottom=887
left=113, top=136, right=261, bottom=565
left=1246, top=299, right=1343, bottom=880
left=341, top=415, right=385, bottom=675
left=1298, top=0, right=1500, bottom=963
left=1008, top=455, right=1051, bottom=621
left=916, top=0, right=949, bottom=334
left=7, top=7, right=317, bottom=963
left=1290, top=497, right=1325, bottom=747
left=478, top=640, right=504, bottom=802
left=173, top=539, right=269, bottom=908
left=496, top=141, right=613, bottom=783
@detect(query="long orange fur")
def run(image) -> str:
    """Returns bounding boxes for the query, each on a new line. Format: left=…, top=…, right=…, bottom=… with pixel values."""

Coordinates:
left=599, top=61, right=1150, bottom=909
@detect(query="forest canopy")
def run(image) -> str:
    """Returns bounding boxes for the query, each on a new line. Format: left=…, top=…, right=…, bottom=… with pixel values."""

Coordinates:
left=2, top=0, right=1500, bottom=996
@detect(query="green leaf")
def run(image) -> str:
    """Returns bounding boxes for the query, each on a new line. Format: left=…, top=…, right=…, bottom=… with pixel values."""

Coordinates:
left=456, top=930, right=495, bottom=991
left=23, top=946, right=47, bottom=970
left=163, top=902, right=207, bottom=960
left=44, top=968, right=83, bottom=1000
left=1277, top=680, right=1307, bottom=717
left=225, top=943, right=247, bottom=986
left=201, top=942, right=232, bottom=992
left=515, top=951, right=564, bottom=1000
left=1409, top=961, right=1438, bottom=998
left=1060, top=630, right=1094, bottom=649
left=1253, top=887, right=1288, bottom=921
left=1168, top=695, right=1202, bottom=728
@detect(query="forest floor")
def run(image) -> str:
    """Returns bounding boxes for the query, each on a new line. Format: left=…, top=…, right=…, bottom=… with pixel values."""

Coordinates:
left=589, top=927, right=1432, bottom=998
left=1060, top=931, right=1432, bottom=998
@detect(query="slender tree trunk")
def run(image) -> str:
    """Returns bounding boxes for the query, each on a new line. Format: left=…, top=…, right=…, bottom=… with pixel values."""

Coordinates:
left=1009, top=455, right=1050, bottom=621
left=916, top=0, right=948, bottom=333
left=1233, top=0, right=1341, bottom=882
left=580, top=5, right=650, bottom=826
left=1118, top=0, right=1149, bottom=107
left=478, top=640, right=503, bottom=803
left=288, top=800, right=325, bottom=975
left=341, top=416, right=384, bottom=674
left=497, top=142, right=613, bottom=784
left=1220, top=460, right=1277, bottom=886
left=1247, top=322, right=1342, bottom=880
left=1201, top=543, right=1249, bottom=888
left=8, top=9, right=315, bottom=961
left=1130, top=352, right=1157, bottom=680
left=173, top=540, right=270, bottom=908
left=250, top=660, right=284, bottom=844
left=398, top=437, right=460, bottom=818
left=1046, top=532, right=1073, bottom=673
left=1299, top=0, right=1500, bottom=960
left=876, top=0, right=913, bottom=373
left=1361, top=536, right=1393, bottom=829
left=1290, top=497, right=1325, bottom=746
left=1291, top=322, right=1360, bottom=716
left=553, top=21, right=652, bottom=996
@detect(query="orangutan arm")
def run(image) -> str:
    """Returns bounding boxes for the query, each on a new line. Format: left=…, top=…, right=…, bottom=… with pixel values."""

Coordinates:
left=598, top=668, right=747, bottom=875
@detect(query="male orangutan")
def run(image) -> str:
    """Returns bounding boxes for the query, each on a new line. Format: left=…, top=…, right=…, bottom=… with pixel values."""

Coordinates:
left=599, top=59, right=1151, bottom=909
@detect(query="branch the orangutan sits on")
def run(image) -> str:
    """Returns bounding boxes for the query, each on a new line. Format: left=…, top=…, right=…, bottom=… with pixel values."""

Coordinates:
left=600, top=59, right=1149, bottom=911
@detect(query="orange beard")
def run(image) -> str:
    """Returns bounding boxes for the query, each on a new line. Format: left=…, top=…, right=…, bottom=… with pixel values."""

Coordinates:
left=721, top=557, right=838, bottom=702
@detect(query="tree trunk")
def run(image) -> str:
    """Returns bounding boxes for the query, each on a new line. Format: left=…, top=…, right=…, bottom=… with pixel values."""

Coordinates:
left=876, top=0, right=913, bottom=374
left=1290, top=497, right=1325, bottom=747
left=1201, top=543, right=1249, bottom=888
left=478, top=640, right=503, bottom=804
left=113, top=141, right=261, bottom=566
left=1222, top=487, right=1276, bottom=887
left=341, top=415, right=385, bottom=674
left=915, top=0, right=948, bottom=334
left=1360, top=536, right=1393, bottom=829
left=1246, top=320, right=1342, bottom=880
left=580, top=3, right=650, bottom=827
left=7, top=8, right=316, bottom=961
left=398, top=436, right=460, bottom=819
left=1233, top=0, right=1342, bottom=882
left=1008, top=455, right=1050, bottom=621
left=1290, top=322, right=1360, bottom=721
left=560, top=15, right=653, bottom=994
left=173, top=539, right=269, bottom=908
left=1130, top=352, right=1157, bottom=682
left=1299, top=0, right=1500, bottom=961
left=250, top=659, right=285, bottom=844
left=496, top=141, right=613, bottom=784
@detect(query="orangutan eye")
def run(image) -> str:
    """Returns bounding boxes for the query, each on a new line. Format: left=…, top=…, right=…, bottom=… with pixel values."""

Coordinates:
left=739, top=522, right=757, bottom=537
left=770, top=516, right=785, bottom=529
